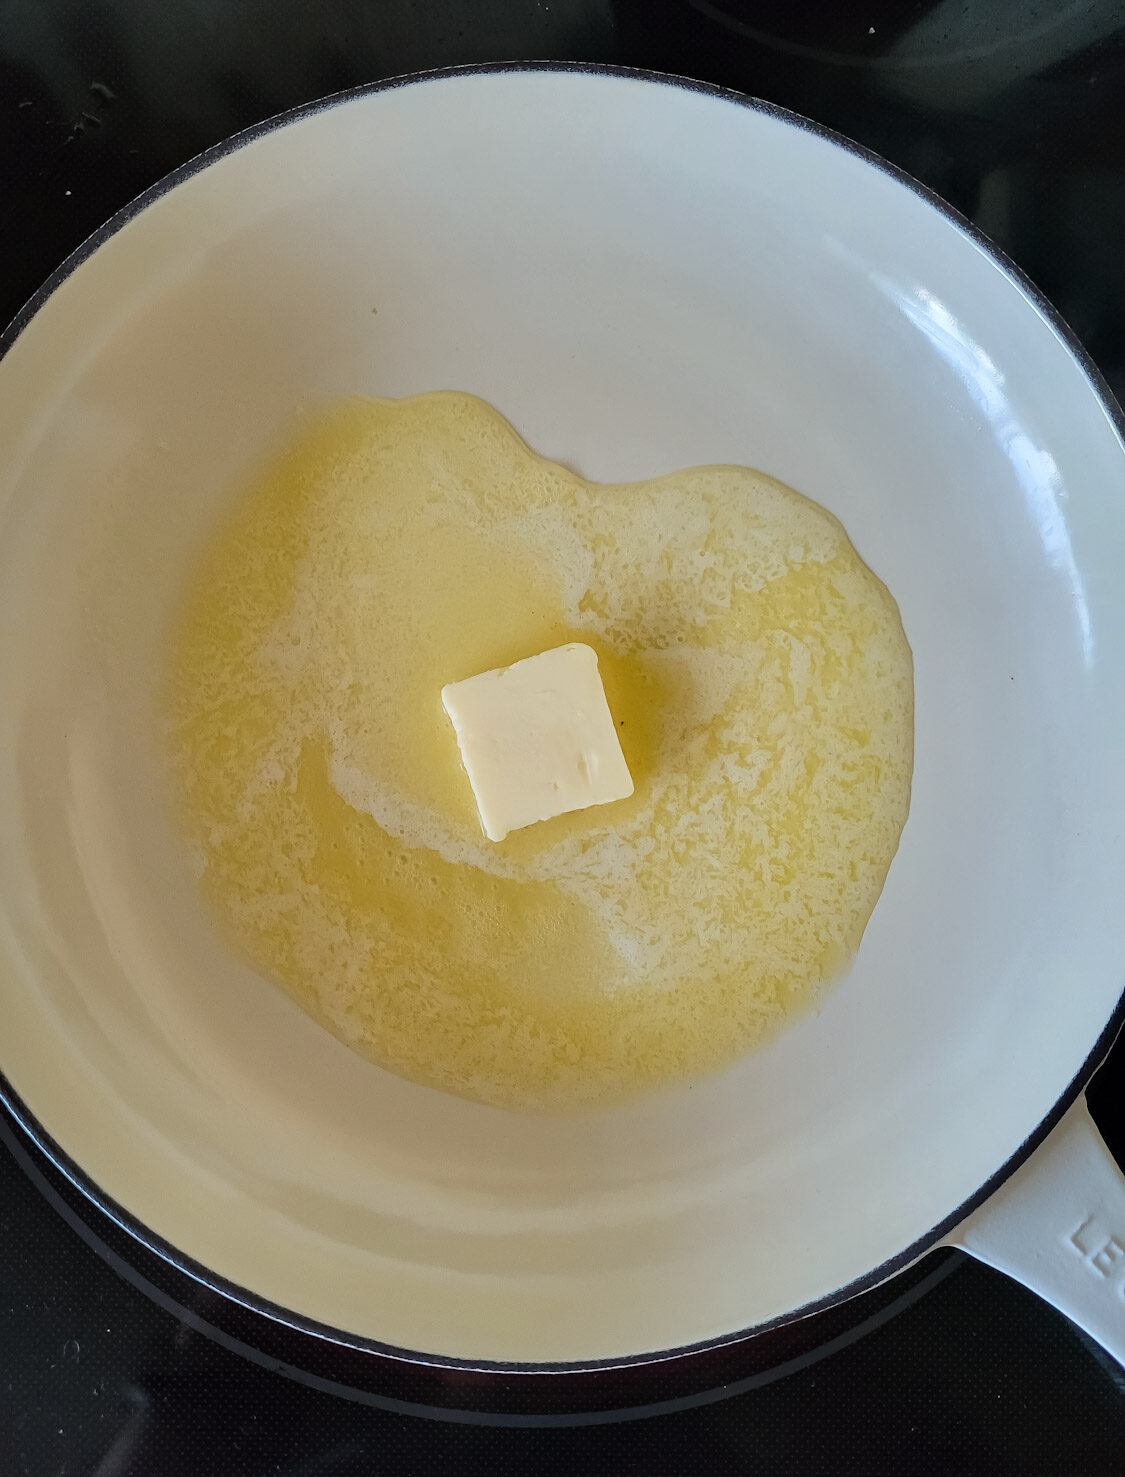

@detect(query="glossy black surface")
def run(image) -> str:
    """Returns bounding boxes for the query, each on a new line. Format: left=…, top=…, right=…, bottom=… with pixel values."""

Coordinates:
left=2, top=2, right=1125, bottom=1471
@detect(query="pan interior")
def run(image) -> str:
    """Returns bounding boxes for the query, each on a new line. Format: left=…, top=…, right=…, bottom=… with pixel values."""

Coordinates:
left=1, top=69, right=1123, bottom=1364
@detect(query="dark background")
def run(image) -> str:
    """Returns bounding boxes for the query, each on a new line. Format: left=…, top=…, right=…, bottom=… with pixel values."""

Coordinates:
left=3, top=2, right=1125, bottom=1472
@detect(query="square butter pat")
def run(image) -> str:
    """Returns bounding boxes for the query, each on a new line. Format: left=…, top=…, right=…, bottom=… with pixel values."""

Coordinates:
left=441, top=643, right=634, bottom=842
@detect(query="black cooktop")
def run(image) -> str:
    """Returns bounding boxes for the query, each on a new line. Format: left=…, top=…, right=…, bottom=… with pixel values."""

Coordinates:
left=3, top=3, right=1125, bottom=1472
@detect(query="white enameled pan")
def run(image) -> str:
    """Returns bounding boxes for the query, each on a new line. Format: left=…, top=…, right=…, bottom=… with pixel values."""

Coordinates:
left=1, top=65, right=1123, bottom=1373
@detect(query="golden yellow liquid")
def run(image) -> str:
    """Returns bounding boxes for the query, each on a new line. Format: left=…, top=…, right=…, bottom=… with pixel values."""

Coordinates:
left=164, top=392, right=913, bottom=1111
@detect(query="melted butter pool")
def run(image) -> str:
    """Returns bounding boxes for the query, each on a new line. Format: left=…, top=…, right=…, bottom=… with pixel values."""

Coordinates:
left=164, top=392, right=913, bottom=1110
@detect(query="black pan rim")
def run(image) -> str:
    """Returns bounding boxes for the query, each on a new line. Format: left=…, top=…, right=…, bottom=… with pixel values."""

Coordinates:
left=2, top=57, right=1124, bottom=1383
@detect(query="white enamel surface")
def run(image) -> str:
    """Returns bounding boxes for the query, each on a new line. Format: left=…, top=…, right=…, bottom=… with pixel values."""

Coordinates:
left=1, top=70, right=1124, bottom=1363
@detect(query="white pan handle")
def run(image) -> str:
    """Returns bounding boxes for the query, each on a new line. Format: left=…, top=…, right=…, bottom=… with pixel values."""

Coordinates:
left=943, top=1095, right=1125, bottom=1366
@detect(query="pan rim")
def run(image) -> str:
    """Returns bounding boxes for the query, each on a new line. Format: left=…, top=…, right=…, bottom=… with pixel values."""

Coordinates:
left=1, top=58, right=1123, bottom=1378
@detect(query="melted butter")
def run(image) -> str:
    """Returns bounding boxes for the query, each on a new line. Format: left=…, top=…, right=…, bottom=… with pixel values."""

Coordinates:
left=164, top=392, right=913, bottom=1111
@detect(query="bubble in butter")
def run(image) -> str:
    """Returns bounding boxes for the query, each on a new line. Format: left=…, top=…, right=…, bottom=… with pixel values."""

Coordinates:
left=164, top=391, right=913, bottom=1112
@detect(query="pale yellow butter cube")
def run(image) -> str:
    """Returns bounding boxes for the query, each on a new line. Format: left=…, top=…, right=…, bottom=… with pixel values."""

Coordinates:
left=441, top=643, right=634, bottom=842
